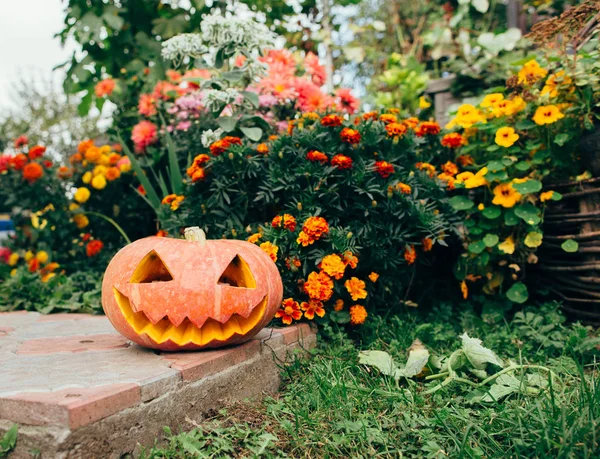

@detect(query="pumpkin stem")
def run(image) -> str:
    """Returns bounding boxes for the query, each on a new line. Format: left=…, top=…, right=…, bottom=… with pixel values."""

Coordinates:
left=184, top=227, right=207, bottom=244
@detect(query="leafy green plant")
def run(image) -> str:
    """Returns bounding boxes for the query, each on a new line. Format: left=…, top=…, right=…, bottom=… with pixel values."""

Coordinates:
left=0, top=425, right=17, bottom=458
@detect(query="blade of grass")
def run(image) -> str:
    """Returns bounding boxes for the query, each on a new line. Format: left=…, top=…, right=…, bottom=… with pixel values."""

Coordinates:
left=160, top=113, right=184, bottom=195
left=119, top=134, right=162, bottom=209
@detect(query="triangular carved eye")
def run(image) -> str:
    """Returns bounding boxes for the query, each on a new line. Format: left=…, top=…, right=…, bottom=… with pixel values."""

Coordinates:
left=218, top=255, right=256, bottom=289
left=130, top=251, right=174, bottom=283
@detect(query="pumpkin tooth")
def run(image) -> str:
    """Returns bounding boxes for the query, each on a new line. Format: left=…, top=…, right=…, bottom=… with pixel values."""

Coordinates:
left=239, top=296, right=267, bottom=333
left=222, top=316, right=243, bottom=339
left=201, top=319, right=223, bottom=344
left=181, top=321, right=196, bottom=345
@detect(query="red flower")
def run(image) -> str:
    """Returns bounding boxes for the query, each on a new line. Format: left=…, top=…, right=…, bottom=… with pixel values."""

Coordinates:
left=441, top=132, right=466, bottom=148
left=138, top=93, right=157, bottom=117
left=415, top=121, right=441, bottom=137
left=82, top=233, right=92, bottom=242
left=42, top=160, right=52, bottom=168
left=137, top=185, right=146, bottom=196
left=28, top=145, right=46, bottom=160
left=22, top=163, right=44, bottom=183
left=209, top=136, right=242, bottom=156
left=95, top=78, right=116, bottom=97
left=340, top=127, right=361, bottom=144
left=275, top=298, right=303, bottom=325
left=86, top=240, right=104, bottom=257
left=331, top=154, right=353, bottom=170
left=10, top=154, right=28, bottom=170
left=131, top=120, right=158, bottom=153
left=375, top=161, right=395, bottom=178
left=301, top=300, right=326, bottom=320
left=321, top=114, right=343, bottom=127
left=14, top=135, right=29, bottom=148
left=307, top=150, right=328, bottom=164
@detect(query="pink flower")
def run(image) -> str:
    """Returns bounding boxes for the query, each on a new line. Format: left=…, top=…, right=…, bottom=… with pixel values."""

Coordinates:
left=117, top=156, right=131, bottom=168
left=176, top=120, right=192, bottom=130
left=0, top=154, right=10, bottom=173
left=131, top=121, right=158, bottom=153
left=95, top=78, right=116, bottom=97
left=259, top=49, right=297, bottom=73
left=0, top=247, right=11, bottom=264
left=295, top=78, right=333, bottom=112
left=304, top=52, right=326, bottom=86
left=259, top=94, right=278, bottom=107
left=234, top=55, right=247, bottom=67
left=14, top=135, right=28, bottom=148
left=335, top=88, right=360, bottom=114
left=138, top=93, right=157, bottom=117
left=182, top=69, right=211, bottom=89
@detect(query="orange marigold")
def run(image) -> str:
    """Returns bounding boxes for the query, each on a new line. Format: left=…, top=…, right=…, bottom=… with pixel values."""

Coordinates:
left=345, top=277, right=367, bottom=301
left=304, top=271, right=334, bottom=301
left=156, top=230, right=168, bottom=237
left=379, top=114, right=398, bottom=124
left=404, top=245, right=417, bottom=265
left=334, top=299, right=344, bottom=311
left=301, top=299, right=326, bottom=320
left=28, top=145, right=46, bottom=160
left=86, top=240, right=104, bottom=257
left=105, top=167, right=121, bottom=181
left=385, top=122, right=407, bottom=138
left=340, top=127, right=361, bottom=144
left=256, top=143, right=269, bottom=154
left=10, top=154, right=28, bottom=170
left=415, top=121, right=441, bottom=137
left=259, top=241, right=278, bottom=262
left=320, top=254, right=346, bottom=280
left=22, top=162, right=44, bottom=183
left=331, top=154, right=353, bottom=170
left=321, top=114, right=343, bottom=127
left=303, top=216, right=329, bottom=240
left=368, top=272, right=379, bottom=282
left=296, top=231, right=314, bottom=246
left=307, top=150, right=328, bottom=164
left=416, top=162, right=436, bottom=177
left=362, top=111, right=379, bottom=121
left=403, top=117, right=420, bottom=129
left=343, top=251, right=358, bottom=269
left=78, top=139, right=94, bottom=154
left=396, top=182, right=412, bottom=195
left=349, top=305, right=368, bottom=325
left=375, top=161, right=395, bottom=178
left=441, top=133, right=466, bottom=148
left=275, top=298, right=303, bottom=325
left=422, top=237, right=433, bottom=252
left=441, top=161, right=459, bottom=176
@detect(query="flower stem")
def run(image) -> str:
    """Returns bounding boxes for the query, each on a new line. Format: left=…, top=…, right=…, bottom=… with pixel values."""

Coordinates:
left=82, top=211, right=131, bottom=244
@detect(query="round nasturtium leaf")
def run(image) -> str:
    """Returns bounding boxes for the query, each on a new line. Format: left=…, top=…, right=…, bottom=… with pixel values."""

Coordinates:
left=524, top=232, right=543, bottom=248
left=506, top=282, right=529, bottom=304
left=561, top=239, right=579, bottom=253
left=483, top=233, right=499, bottom=247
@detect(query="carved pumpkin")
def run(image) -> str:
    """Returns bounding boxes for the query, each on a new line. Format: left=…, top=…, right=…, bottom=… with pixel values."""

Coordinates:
left=101, top=227, right=283, bottom=351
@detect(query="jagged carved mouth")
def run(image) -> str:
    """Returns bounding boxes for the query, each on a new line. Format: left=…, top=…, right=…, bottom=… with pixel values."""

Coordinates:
left=113, top=288, right=267, bottom=346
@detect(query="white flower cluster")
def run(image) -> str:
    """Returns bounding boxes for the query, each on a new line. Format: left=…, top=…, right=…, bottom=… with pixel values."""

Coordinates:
left=201, top=128, right=224, bottom=148
left=161, top=34, right=207, bottom=62
left=201, top=88, right=241, bottom=111
left=200, top=10, right=277, bottom=53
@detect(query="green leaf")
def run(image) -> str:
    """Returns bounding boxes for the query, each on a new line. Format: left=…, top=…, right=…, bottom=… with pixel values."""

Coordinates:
left=506, top=282, right=529, bottom=303
left=481, top=373, right=521, bottom=402
left=515, top=161, right=531, bottom=171
left=161, top=115, right=184, bottom=195
left=0, top=424, right=18, bottom=454
left=550, top=191, right=563, bottom=201
left=460, top=333, right=504, bottom=369
left=524, top=232, right=543, bottom=248
left=486, top=160, right=505, bottom=172
left=513, top=179, right=542, bottom=194
left=102, top=11, right=124, bottom=30
left=515, top=119, right=537, bottom=130
left=482, top=206, right=501, bottom=219
left=78, top=91, right=93, bottom=117
left=514, top=203, right=541, bottom=225
left=504, top=209, right=519, bottom=226
left=449, top=196, right=474, bottom=211
left=330, top=310, right=350, bottom=324
left=483, top=234, right=499, bottom=247
left=217, top=116, right=238, bottom=132
left=119, top=136, right=162, bottom=209
left=240, top=91, right=260, bottom=109
left=561, top=239, right=579, bottom=252
left=554, top=133, right=570, bottom=146
left=468, top=240, right=487, bottom=254
left=358, top=350, right=399, bottom=378
left=397, top=341, right=430, bottom=378
left=220, top=70, right=245, bottom=82
left=240, top=126, right=263, bottom=141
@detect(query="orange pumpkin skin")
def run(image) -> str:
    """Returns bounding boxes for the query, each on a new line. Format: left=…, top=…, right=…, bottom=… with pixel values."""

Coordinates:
left=101, top=229, right=283, bottom=351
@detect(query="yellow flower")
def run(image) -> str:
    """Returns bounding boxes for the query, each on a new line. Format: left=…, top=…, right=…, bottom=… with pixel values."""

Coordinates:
left=36, top=251, right=49, bottom=264
left=495, top=127, right=519, bottom=148
left=419, top=96, right=431, bottom=109
left=349, top=305, right=368, bottom=325
left=41, top=272, right=56, bottom=283
left=69, top=203, right=80, bottom=211
left=478, top=203, right=485, bottom=211
left=93, top=165, right=107, bottom=176
left=498, top=236, right=516, bottom=255
left=456, top=167, right=488, bottom=189
left=119, top=162, right=132, bottom=173
left=247, top=233, right=262, bottom=244
left=82, top=171, right=92, bottom=184
left=73, top=214, right=89, bottom=229
left=511, top=96, right=527, bottom=113
left=368, top=272, right=379, bottom=282
left=541, top=71, right=572, bottom=98
left=24, top=250, right=34, bottom=262
left=8, top=253, right=19, bottom=266
left=533, top=105, right=564, bottom=125
left=449, top=104, right=486, bottom=129
left=345, top=277, right=367, bottom=301
left=259, top=241, right=279, bottom=263
left=98, top=155, right=111, bottom=166
left=460, top=280, right=468, bottom=299
left=540, top=190, right=555, bottom=202
left=492, top=183, right=522, bottom=208
left=491, top=99, right=517, bottom=118
left=481, top=93, right=504, bottom=108
left=74, top=187, right=91, bottom=204
left=91, top=174, right=107, bottom=190
left=10, top=268, right=17, bottom=277
left=517, top=59, right=548, bottom=85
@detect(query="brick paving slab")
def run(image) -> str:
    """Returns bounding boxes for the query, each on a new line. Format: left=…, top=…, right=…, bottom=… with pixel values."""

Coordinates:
left=0, top=312, right=317, bottom=458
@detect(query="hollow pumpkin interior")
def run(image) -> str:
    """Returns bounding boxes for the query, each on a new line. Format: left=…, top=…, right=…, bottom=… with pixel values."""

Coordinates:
left=113, top=251, right=264, bottom=346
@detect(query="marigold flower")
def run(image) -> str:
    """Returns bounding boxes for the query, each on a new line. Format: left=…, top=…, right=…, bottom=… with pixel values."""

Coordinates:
left=368, top=272, right=379, bottom=282
left=441, top=133, right=466, bottom=148
left=83, top=146, right=100, bottom=163
left=70, top=153, right=83, bottom=164
left=307, top=150, right=328, bottom=164
left=131, top=120, right=158, bottom=153
left=107, top=153, right=121, bottom=165
left=416, top=162, right=436, bottom=177
left=375, top=161, right=394, bottom=178
left=105, top=167, right=121, bottom=181
left=385, top=122, right=407, bottom=138
left=24, top=251, right=34, bottom=262
left=331, top=154, right=353, bottom=170
left=95, top=78, right=116, bottom=97
left=138, top=93, right=157, bottom=117
left=35, top=251, right=49, bottom=264
left=321, top=114, right=343, bottom=127
left=162, top=194, right=185, bottom=211
left=28, top=258, right=40, bottom=272
left=285, top=257, right=301, bottom=270
left=340, top=127, right=361, bottom=144
left=86, top=240, right=104, bottom=257
left=441, top=161, right=458, bottom=176
left=345, top=277, right=367, bottom=301
left=256, top=143, right=269, bottom=154
left=22, top=163, right=44, bottom=183
left=320, top=254, right=346, bottom=280
left=73, top=214, right=89, bottom=229
left=456, top=154, right=474, bottom=166
left=209, top=136, right=242, bottom=156
left=91, top=174, right=107, bottom=190
left=349, top=305, right=368, bottom=325
left=296, top=231, right=314, bottom=246
left=403, top=117, right=419, bottom=129
left=540, top=190, right=555, bottom=202
left=495, top=127, right=519, bottom=148
left=8, top=253, right=19, bottom=266
left=304, top=271, right=334, bottom=301
left=343, top=251, right=358, bottom=269
left=259, top=241, right=279, bottom=263
left=362, top=111, right=379, bottom=121
left=28, top=145, right=46, bottom=160
left=460, top=281, right=468, bottom=299
left=396, top=182, right=412, bottom=195
left=415, top=121, right=441, bottom=137
left=10, top=154, right=28, bottom=171
left=422, top=237, right=433, bottom=252
left=492, top=183, right=522, bottom=208
left=275, top=298, right=303, bottom=325
left=188, top=167, right=206, bottom=183
left=272, top=214, right=296, bottom=232
left=532, top=105, right=564, bottom=126
left=303, top=216, right=329, bottom=241
left=248, top=233, right=262, bottom=243
left=334, top=299, right=344, bottom=311
left=118, top=157, right=132, bottom=173
left=517, top=59, right=547, bottom=85
left=379, top=114, right=398, bottom=124
left=301, top=299, right=325, bottom=320
left=404, top=245, right=417, bottom=265
left=78, top=139, right=94, bottom=154
left=57, top=166, right=73, bottom=179
left=155, top=230, right=168, bottom=237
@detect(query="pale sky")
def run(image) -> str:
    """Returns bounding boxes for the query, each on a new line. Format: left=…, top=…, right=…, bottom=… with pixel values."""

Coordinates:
left=0, top=0, right=73, bottom=109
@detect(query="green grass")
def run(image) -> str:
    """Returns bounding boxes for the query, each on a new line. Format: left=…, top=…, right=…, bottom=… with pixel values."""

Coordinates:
left=141, top=302, right=600, bottom=458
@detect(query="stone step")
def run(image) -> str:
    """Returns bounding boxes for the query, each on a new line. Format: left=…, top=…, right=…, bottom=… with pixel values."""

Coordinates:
left=0, top=311, right=316, bottom=458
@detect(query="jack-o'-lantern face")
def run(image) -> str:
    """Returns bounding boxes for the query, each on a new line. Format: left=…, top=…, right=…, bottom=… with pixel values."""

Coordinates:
left=101, top=228, right=283, bottom=351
